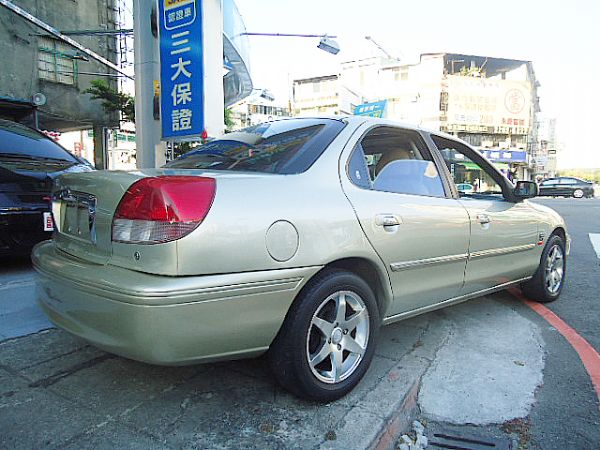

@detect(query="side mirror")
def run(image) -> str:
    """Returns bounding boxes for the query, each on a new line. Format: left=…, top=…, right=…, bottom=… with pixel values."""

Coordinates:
left=514, top=181, right=538, bottom=199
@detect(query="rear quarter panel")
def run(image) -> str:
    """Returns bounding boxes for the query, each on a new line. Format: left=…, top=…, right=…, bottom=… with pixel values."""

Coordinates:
left=175, top=173, right=380, bottom=275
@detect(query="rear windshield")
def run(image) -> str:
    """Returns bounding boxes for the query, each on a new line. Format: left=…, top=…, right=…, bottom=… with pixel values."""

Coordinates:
left=0, top=120, right=78, bottom=163
left=164, top=118, right=346, bottom=174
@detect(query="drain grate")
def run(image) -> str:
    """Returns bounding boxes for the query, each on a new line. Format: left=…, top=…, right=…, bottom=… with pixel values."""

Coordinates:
left=429, top=431, right=511, bottom=450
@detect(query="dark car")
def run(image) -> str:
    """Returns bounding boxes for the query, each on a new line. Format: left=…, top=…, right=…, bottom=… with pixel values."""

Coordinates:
left=538, top=177, right=595, bottom=198
left=0, top=119, right=93, bottom=256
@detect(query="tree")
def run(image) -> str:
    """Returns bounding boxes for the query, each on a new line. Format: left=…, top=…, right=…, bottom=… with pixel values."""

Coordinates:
left=224, top=107, right=235, bottom=131
left=85, top=79, right=235, bottom=132
left=84, top=80, right=136, bottom=123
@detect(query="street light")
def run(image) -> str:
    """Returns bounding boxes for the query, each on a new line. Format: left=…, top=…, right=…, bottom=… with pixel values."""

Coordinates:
left=240, top=32, right=341, bottom=55
left=317, top=36, right=340, bottom=55
left=364, top=35, right=401, bottom=61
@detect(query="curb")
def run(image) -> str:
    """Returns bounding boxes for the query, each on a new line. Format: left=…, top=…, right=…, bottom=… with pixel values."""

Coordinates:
left=323, top=353, right=430, bottom=450
left=371, top=380, right=421, bottom=450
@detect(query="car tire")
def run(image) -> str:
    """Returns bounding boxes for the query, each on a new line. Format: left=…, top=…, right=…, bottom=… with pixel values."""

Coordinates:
left=521, top=234, right=566, bottom=303
left=573, top=189, right=584, bottom=198
left=268, top=269, right=380, bottom=402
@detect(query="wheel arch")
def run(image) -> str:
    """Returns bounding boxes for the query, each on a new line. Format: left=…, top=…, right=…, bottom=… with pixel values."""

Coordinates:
left=552, top=226, right=566, bottom=241
left=269, top=256, right=392, bottom=352
left=319, top=256, right=393, bottom=318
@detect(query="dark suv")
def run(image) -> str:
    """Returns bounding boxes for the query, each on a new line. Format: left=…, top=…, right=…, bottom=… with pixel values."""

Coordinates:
left=538, top=177, right=595, bottom=198
left=0, top=119, right=93, bottom=256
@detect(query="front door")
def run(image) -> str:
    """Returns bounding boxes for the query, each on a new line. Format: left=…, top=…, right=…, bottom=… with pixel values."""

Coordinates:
left=341, top=126, right=471, bottom=317
left=430, top=135, right=540, bottom=293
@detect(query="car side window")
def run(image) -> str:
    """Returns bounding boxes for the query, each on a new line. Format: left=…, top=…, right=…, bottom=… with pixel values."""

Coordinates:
left=559, top=178, right=577, bottom=185
left=348, top=127, right=445, bottom=197
left=348, top=143, right=371, bottom=189
left=431, top=135, right=503, bottom=198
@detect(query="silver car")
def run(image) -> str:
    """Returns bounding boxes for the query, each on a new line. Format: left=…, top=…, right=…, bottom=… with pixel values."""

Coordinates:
left=33, top=117, right=569, bottom=401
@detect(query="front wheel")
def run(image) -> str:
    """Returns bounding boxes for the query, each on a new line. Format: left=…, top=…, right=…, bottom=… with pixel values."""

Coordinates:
left=521, top=234, right=566, bottom=302
left=268, top=269, right=380, bottom=402
left=573, top=189, right=584, bottom=198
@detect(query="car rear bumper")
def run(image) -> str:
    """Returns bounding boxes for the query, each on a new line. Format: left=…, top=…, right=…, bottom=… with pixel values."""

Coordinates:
left=32, top=241, right=321, bottom=365
left=0, top=210, right=51, bottom=255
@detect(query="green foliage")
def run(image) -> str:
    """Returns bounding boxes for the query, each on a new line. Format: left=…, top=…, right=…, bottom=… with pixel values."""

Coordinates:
left=224, top=107, right=235, bottom=131
left=85, top=79, right=234, bottom=132
left=84, top=79, right=136, bottom=123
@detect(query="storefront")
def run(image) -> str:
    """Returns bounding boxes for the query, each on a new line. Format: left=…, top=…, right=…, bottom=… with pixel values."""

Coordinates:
left=477, top=148, right=529, bottom=181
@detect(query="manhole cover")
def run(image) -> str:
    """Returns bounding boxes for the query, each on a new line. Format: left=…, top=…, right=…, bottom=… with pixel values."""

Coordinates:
left=429, top=430, right=511, bottom=450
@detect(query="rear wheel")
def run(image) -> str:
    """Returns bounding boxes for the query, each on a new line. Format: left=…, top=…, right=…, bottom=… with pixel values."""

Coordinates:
left=573, top=189, right=584, bottom=198
left=521, top=234, right=566, bottom=302
left=268, top=269, right=380, bottom=402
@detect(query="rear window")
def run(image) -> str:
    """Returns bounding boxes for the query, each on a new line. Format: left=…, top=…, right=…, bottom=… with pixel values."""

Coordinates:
left=164, top=118, right=346, bottom=174
left=0, top=120, right=78, bottom=162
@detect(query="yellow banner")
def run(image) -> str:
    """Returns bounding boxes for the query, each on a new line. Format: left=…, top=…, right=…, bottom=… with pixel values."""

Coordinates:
left=164, top=0, right=193, bottom=9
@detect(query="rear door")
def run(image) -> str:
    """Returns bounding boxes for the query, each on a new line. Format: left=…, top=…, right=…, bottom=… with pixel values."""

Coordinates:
left=429, top=135, right=540, bottom=293
left=558, top=177, right=578, bottom=196
left=341, top=125, right=471, bottom=317
left=540, top=179, right=559, bottom=196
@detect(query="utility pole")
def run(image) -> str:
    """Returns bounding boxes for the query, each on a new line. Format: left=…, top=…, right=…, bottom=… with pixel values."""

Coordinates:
left=133, top=0, right=163, bottom=168
left=134, top=0, right=224, bottom=168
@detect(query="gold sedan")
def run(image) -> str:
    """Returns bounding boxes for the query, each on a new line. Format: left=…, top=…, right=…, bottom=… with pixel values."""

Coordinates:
left=33, top=117, right=569, bottom=402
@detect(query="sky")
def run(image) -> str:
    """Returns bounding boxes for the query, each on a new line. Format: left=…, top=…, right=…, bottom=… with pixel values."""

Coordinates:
left=234, top=0, right=600, bottom=169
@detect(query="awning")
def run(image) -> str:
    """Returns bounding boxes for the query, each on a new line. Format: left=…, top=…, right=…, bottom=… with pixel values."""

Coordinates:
left=455, top=162, right=480, bottom=170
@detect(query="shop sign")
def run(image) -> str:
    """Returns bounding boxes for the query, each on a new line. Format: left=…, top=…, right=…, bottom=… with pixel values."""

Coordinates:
left=158, top=0, right=204, bottom=139
left=478, top=149, right=527, bottom=163
left=445, top=76, right=531, bottom=133
left=354, top=101, right=387, bottom=118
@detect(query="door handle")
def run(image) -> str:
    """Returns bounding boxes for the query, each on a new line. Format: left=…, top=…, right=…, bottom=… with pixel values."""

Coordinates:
left=477, top=214, right=491, bottom=225
left=375, top=214, right=402, bottom=227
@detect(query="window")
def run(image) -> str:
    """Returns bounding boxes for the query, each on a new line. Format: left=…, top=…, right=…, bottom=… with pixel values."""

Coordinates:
left=38, top=37, right=78, bottom=85
left=541, top=179, right=557, bottom=186
left=394, top=68, right=408, bottom=81
left=348, top=127, right=445, bottom=197
left=165, top=118, right=345, bottom=174
left=432, top=135, right=503, bottom=197
left=559, top=178, right=577, bottom=185
left=0, top=119, right=77, bottom=163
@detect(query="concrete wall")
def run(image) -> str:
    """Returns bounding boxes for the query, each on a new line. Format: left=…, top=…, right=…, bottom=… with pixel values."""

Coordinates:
left=0, top=0, right=119, bottom=130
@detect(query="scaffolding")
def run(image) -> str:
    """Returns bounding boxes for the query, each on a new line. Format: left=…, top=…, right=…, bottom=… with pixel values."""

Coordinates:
left=114, top=0, right=135, bottom=93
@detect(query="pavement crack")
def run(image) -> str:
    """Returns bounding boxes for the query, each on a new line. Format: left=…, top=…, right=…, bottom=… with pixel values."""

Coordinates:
left=28, top=354, right=115, bottom=388
left=19, top=345, right=93, bottom=370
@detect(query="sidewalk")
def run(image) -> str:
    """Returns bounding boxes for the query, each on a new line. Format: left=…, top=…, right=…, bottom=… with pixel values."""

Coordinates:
left=0, top=311, right=451, bottom=449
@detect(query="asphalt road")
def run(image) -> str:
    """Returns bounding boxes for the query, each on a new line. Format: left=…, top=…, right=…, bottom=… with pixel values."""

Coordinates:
left=525, top=197, right=600, bottom=449
left=420, top=197, right=600, bottom=449
left=0, top=197, right=599, bottom=449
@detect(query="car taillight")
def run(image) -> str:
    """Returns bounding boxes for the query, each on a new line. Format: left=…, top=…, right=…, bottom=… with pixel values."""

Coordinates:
left=112, top=176, right=216, bottom=244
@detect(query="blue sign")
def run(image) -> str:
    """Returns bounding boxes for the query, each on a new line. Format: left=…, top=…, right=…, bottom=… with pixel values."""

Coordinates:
left=158, top=0, right=204, bottom=139
left=478, top=149, right=527, bottom=163
left=354, top=100, right=387, bottom=118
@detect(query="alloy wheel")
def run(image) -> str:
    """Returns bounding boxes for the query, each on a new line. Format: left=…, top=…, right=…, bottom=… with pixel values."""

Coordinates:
left=545, top=244, right=564, bottom=294
left=306, top=290, right=369, bottom=384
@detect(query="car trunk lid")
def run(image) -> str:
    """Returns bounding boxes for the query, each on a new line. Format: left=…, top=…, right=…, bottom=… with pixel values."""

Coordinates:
left=52, top=170, right=147, bottom=264
left=50, top=169, right=274, bottom=271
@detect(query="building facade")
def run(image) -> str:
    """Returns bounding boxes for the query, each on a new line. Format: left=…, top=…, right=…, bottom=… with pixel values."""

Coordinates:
left=312, top=53, right=542, bottom=180
left=230, top=97, right=290, bottom=130
left=535, top=117, right=558, bottom=178
left=0, top=0, right=120, bottom=131
left=292, top=74, right=362, bottom=117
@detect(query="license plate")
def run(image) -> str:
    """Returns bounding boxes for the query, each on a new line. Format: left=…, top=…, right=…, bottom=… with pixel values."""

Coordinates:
left=43, top=212, right=54, bottom=231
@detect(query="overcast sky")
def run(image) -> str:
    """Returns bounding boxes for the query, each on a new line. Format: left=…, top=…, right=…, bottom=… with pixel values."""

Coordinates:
left=235, top=0, right=600, bottom=169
